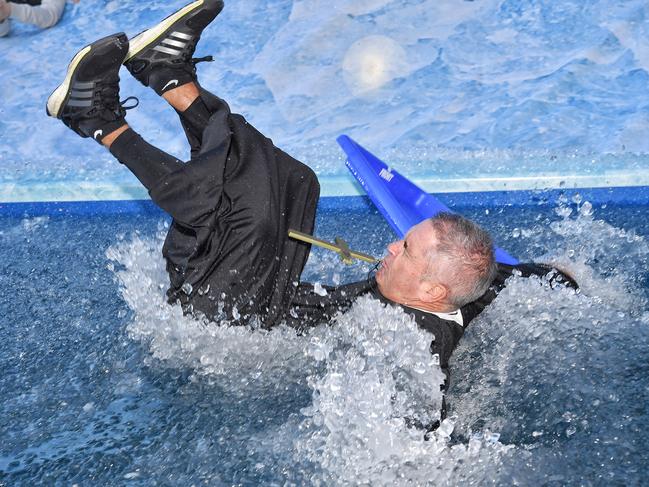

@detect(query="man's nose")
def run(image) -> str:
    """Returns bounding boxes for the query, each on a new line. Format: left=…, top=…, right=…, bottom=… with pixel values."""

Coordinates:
left=387, top=240, right=402, bottom=255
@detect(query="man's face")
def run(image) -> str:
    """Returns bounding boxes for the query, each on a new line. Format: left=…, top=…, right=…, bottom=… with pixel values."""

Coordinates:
left=376, top=220, right=442, bottom=305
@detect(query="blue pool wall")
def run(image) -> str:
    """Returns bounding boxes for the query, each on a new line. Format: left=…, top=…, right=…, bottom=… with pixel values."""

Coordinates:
left=2, top=186, right=648, bottom=217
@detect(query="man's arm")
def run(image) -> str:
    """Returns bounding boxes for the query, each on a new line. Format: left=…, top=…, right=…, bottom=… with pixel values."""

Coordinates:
left=0, top=1, right=10, bottom=22
left=8, top=0, right=72, bottom=29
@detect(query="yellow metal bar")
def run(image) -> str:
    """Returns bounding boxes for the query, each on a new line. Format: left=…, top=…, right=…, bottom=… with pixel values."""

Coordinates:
left=288, top=229, right=379, bottom=264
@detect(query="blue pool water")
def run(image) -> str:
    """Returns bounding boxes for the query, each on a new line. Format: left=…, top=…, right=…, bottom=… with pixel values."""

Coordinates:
left=1, top=190, right=648, bottom=485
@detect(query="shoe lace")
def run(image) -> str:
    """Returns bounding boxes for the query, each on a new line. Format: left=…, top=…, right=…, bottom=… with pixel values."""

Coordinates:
left=185, top=55, right=214, bottom=77
left=93, top=81, right=120, bottom=113
left=170, top=36, right=214, bottom=73
left=191, top=55, right=214, bottom=65
left=75, top=80, right=139, bottom=121
left=119, top=96, right=139, bottom=111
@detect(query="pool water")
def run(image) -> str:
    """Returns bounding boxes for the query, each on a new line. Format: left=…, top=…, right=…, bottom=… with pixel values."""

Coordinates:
left=1, top=191, right=648, bottom=485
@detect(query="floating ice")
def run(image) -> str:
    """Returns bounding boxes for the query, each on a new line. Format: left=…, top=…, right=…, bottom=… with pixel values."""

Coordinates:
left=94, top=200, right=649, bottom=484
left=21, top=216, right=49, bottom=232
left=180, top=282, right=193, bottom=295
left=312, top=282, right=328, bottom=296
left=3, top=198, right=649, bottom=484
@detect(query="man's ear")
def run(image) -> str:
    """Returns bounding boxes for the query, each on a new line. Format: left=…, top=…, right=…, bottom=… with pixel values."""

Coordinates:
left=419, top=281, right=449, bottom=305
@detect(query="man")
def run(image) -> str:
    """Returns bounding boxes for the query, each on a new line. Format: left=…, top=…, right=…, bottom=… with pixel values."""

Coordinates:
left=0, top=0, right=79, bottom=37
left=46, top=0, right=576, bottom=420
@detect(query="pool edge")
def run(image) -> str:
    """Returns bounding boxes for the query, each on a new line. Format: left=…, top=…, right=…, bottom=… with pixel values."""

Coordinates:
left=2, top=185, right=648, bottom=216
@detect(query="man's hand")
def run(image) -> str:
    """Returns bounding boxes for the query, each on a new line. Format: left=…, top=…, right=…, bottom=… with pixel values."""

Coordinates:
left=0, top=0, right=11, bottom=22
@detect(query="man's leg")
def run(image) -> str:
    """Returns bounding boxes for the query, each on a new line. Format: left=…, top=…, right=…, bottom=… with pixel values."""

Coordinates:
left=164, top=82, right=213, bottom=152
left=123, top=0, right=225, bottom=157
left=47, top=0, right=226, bottom=189
left=108, top=83, right=212, bottom=190
left=71, top=1, right=318, bottom=326
left=46, top=33, right=185, bottom=195
left=46, top=0, right=229, bottom=227
left=106, top=126, right=186, bottom=192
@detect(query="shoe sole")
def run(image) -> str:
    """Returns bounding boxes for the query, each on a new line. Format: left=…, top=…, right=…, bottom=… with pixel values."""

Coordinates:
left=125, top=0, right=223, bottom=62
left=46, top=34, right=128, bottom=119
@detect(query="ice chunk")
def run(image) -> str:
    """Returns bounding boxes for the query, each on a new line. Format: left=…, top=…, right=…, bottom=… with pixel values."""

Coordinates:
left=313, top=282, right=328, bottom=296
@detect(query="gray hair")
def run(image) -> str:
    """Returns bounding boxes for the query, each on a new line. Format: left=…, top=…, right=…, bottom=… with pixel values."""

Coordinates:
left=421, top=213, right=497, bottom=308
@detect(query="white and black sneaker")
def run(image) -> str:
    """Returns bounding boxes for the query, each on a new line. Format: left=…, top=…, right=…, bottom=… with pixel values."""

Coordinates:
left=46, top=33, right=134, bottom=143
left=124, top=0, right=224, bottom=96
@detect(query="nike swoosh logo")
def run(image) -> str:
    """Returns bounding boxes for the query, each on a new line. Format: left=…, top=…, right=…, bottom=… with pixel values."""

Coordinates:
left=162, top=79, right=179, bottom=92
left=94, top=129, right=103, bottom=140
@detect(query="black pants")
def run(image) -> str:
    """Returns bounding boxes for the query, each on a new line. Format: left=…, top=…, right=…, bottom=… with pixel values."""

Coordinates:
left=110, top=87, right=320, bottom=327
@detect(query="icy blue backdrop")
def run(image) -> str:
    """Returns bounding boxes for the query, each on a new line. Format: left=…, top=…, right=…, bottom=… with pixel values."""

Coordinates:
left=1, top=0, right=649, bottom=201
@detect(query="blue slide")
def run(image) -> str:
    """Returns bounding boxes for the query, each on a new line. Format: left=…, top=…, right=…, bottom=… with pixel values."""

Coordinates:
left=336, top=135, right=519, bottom=266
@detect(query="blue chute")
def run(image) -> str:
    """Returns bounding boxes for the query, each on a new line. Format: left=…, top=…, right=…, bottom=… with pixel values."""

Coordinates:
left=336, top=135, right=519, bottom=265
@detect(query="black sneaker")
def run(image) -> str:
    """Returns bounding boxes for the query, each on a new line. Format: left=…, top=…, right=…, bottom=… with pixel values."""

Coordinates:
left=124, top=0, right=224, bottom=96
left=46, top=33, right=132, bottom=143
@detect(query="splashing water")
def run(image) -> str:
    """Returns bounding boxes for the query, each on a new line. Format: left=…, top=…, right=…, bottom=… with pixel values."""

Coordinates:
left=450, top=202, right=649, bottom=484
left=106, top=230, right=311, bottom=386
left=106, top=231, right=526, bottom=485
